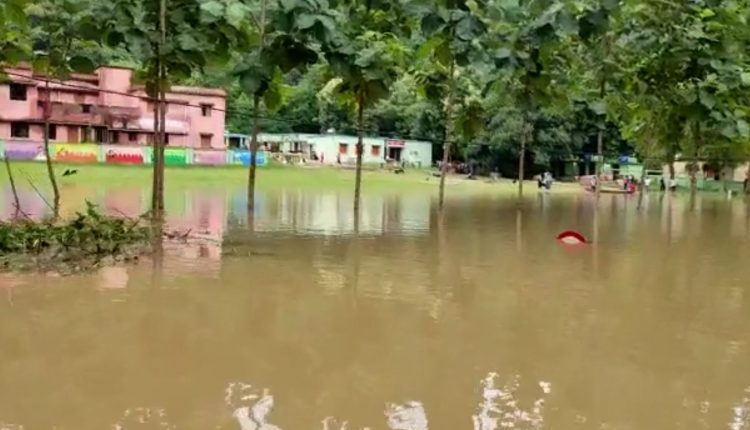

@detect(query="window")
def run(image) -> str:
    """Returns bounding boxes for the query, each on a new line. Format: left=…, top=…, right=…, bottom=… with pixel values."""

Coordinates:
left=164, top=134, right=170, bottom=145
left=81, top=104, right=92, bottom=113
left=129, top=132, right=138, bottom=143
left=110, top=131, right=119, bottom=144
left=200, top=134, right=212, bottom=148
left=82, top=126, right=91, bottom=142
left=200, top=104, right=212, bottom=117
left=9, top=83, right=27, bottom=101
left=48, top=124, right=57, bottom=140
left=339, top=143, right=348, bottom=154
left=10, top=122, right=29, bottom=138
left=371, top=145, right=381, bottom=157
left=94, top=127, right=106, bottom=143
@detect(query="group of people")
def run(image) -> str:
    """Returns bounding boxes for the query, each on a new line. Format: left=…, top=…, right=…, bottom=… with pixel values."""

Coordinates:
left=622, top=175, right=639, bottom=193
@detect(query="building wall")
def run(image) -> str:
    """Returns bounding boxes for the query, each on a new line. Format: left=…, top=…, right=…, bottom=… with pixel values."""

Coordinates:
left=0, top=66, right=226, bottom=148
left=402, top=141, right=432, bottom=167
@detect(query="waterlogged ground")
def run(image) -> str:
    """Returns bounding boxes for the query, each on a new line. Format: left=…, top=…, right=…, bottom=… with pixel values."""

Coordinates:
left=2, top=185, right=750, bottom=429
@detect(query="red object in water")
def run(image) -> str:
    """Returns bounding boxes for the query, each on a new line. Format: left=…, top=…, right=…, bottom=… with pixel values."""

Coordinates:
left=556, top=230, right=588, bottom=245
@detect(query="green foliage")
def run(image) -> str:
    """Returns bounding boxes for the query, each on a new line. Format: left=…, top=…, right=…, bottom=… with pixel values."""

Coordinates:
left=98, top=0, right=251, bottom=92
left=25, top=0, right=101, bottom=76
left=11, top=0, right=750, bottom=178
left=612, top=0, right=750, bottom=176
left=0, top=0, right=29, bottom=71
left=233, top=0, right=327, bottom=109
left=321, top=0, right=408, bottom=109
left=0, top=202, right=151, bottom=274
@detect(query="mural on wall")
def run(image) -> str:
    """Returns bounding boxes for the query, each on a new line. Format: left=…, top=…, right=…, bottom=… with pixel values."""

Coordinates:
left=52, top=144, right=99, bottom=163
left=104, top=145, right=145, bottom=164
left=0, top=141, right=269, bottom=168
left=193, top=149, right=227, bottom=165
left=3, top=142, right=46, bottom=161
left=165, top=148, right=188, bottom=166
left=229, top=150, right=266, bottom=166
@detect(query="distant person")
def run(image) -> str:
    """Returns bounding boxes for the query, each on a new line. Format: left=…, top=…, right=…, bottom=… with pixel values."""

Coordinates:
left=660, top=176, right=666, bottom=191
left=543, top=172, right=553, bottom=190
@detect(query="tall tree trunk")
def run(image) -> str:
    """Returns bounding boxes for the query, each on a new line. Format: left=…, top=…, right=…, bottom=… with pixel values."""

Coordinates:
left=668, top=158, right=675, bottom=180
left=248, top=95, right=260, bottom=211
left=150, top=80, right=160, bottom=217
left=595, top=76, right=606, bottom=203
left=689, top=122, right=700, bottom=208
left=247, top=0, right=266, bottom=212
left=517, top=120, right=526, bottom=201
left=353, top=89, right=364, bottom=214
left=4, top=156, right=21, bottom=217
left=151, top=0, right=167, bottom=220
left=637, top=153, right=648, bottom=210
left=595, top=129, right=603, bottom=202
left=157, top=67, right=167, bottom=216
left=438, top=59, right=456, bottom=209
left=42, top=78, right=60, bottom=218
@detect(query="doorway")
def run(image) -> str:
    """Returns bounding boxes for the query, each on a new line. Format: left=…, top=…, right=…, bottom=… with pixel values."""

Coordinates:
left=388, top=147, right=402, bottom=161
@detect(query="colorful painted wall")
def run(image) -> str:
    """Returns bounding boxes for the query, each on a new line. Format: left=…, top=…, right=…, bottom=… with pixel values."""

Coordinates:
left=0, top=141, right=267, bottom=167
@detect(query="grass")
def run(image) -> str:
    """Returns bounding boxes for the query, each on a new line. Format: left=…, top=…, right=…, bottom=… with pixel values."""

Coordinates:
left=0, top=160, right=584, bottom=195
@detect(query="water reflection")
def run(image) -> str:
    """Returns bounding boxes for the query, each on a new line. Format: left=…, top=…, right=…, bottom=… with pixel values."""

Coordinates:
left=111, top=407, right=174, bottom=429
left=2, top=186, right=750, bottom=428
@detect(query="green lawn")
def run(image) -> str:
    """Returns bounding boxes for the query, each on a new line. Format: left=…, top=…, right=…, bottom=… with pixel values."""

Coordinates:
left=0, top=160, right=582, bottom=194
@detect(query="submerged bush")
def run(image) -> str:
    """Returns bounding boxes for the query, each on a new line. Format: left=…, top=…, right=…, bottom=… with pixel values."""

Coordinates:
left=0, top=202, right=152, bottom=274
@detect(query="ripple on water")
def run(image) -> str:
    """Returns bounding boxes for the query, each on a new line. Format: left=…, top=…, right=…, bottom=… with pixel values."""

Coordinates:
left=110, top=407, right=174, bottom=429
left=730, top=387, right=750, bottom=430
left=226, top=382, right=281, bottom=430
left=385, top=401, right=428, bottom=430
left=472, top=373, right=551, bottom=430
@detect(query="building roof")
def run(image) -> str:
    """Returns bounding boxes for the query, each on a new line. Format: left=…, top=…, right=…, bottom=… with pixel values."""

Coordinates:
left=223, top=132, right=433, bottom=145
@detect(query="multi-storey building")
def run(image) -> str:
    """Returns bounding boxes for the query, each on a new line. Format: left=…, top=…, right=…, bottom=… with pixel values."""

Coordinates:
left=0, top=65, right=226, bottom=148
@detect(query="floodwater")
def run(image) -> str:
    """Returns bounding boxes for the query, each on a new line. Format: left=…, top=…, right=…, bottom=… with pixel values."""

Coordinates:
left=2, top=184, right=750, bottom=430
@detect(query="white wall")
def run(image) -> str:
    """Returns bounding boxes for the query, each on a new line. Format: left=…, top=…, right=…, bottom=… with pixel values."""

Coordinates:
left=308, top=135, right=387, bottom=165
left=402, top=141, right=432, bottom=168
left=255, top=133, right=434, bottom=166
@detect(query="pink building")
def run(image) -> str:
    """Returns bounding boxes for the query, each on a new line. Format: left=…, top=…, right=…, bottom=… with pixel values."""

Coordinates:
left=0, top=65, right=226, bottom=148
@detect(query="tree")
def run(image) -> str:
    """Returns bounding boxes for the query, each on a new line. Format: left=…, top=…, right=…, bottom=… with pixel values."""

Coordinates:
left=571, top=0, right=622, bottom=201
left=233, top=0, right=325, bottom=211
left=618, top=0, right=750, bottom=202
left=409, top=0, right=486, bottom=208
left=25, top=0, right=99, bottom=218
left=0, top=0, right=28, bottom=71
left=99, top=0, right=249, bottom=220
left=321, top=0, right=407, bottom=215
left=481, top=0, right=576, bottom=200
left=1, top=0, right=28, bottom=217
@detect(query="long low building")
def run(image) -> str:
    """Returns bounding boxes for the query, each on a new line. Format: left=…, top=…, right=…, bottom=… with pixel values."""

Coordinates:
left=225, top=132, right=434, bottom=168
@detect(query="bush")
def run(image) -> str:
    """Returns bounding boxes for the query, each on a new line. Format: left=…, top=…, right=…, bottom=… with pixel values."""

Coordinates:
left=0, top=202, right=152, bottom=273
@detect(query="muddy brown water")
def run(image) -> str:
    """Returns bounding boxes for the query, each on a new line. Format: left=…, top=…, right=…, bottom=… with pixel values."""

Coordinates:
left=1, top=186, right=750, bottom=429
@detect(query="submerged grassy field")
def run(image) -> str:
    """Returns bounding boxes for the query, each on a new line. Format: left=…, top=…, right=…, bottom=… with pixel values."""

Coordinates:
left=0, top=161, right=582, bottom=194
